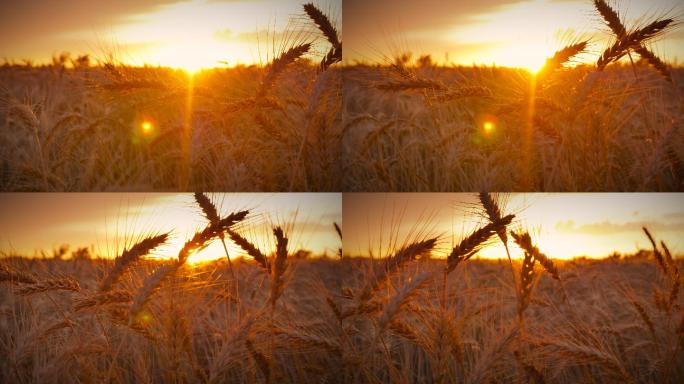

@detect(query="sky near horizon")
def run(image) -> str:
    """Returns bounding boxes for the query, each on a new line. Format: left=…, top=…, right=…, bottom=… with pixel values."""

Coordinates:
left=345, top=0, right=684, bottom=71
left=343, top=193, right=684, bottom=260
left=0, top=193, right=342, bottom=263
left=0, top=0, right=340, bottom=71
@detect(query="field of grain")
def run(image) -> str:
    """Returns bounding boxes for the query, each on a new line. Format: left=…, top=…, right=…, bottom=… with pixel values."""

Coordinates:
left=343, top=1, right=684, bottom=192
left=343, top=65, right=684, bottom=192
left=2, top=193, right=682, bottom=383
left=0, top=3, right=342, bottom=192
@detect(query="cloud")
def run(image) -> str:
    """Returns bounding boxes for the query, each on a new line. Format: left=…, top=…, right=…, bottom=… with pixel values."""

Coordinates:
left=213, top=29, right=235, bottom=42
left=665, top=212, right=684, bottom=220
left=0, top=1, right=182, bottom=40
left=345, top=0, right=525, bottom=33
left=212, top=28, right=296, bottom=46
left=555, top=219, right=684, bottom=235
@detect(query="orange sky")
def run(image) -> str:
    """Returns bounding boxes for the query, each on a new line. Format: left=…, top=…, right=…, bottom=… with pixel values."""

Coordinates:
left=345, top=0, right=683, bottom=71
left=0, top=193, right=342, bottom=263
left=343, top=193, right=684, bottom=260
left=0, top=0, right=340, bottom=71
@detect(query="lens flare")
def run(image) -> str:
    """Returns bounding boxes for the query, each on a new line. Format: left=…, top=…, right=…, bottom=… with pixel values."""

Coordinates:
left=483, top=121, right=495, bottom=134
left=141, top=121, right=153, bottom=134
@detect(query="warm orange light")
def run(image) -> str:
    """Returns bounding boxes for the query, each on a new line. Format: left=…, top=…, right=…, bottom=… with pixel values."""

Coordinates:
left=137, top=312, right=152, bottom=323
left=483, top=121, right=495, bottom=133
left=526, top=60, right=545, bottom=75
left=141, top=121, right=153, bottom=134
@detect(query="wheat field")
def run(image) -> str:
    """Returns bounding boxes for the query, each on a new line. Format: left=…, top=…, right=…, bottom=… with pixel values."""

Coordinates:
left=1, top=0, right=683, bottom=382
left=0, top=3, right=342, bottom=192
left=1, top=193, right=682, bottom=383
left=343, top=1, right=684, bottom=191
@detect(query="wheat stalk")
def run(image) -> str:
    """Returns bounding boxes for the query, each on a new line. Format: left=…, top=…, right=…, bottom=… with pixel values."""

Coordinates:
left=246, top=337, right=271, bottom=382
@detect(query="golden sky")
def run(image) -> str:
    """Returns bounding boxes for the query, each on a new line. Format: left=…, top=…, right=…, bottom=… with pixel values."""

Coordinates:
left=0, top=0, right=340, bottom=71
left=0, top=193, right=342, bottom=263
left=343, top=193, right=684, bottom=260
left=345, top=0, right=684, bottom=71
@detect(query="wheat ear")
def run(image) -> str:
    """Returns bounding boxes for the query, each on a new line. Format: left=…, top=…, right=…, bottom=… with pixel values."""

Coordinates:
left=511, top=231, right=559, bottom=280
left=446, top=214, right=514, bottom=274
left=303, top=3, right=342, bottom=70
left=258, top=44, right=311, bottom=98
left=269, top=226, right=289, bottom=310
left=100, top=233, right=168, bottom=292
left=594, top=0, right=672, bottom=81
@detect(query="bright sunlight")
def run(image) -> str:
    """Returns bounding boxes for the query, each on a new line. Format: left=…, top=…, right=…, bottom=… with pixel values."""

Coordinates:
left=0, top=0, right=339, bottom=69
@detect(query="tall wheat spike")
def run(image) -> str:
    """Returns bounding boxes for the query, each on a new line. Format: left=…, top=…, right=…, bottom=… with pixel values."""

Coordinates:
left=643, top=227, right=668, bottom=275
left=446, top=215, right=514, bottom=274
left=593, top=0, right=672, bottom=81
left=537, top=41, right=589, bottom=78
left=303, top=3, right=342, bottom=70
left=130, top=210, right=248, bottom=320
left=194, top=192, right=219, bottom=223
left=358, top=238, right=437, bottom=303
left=100, top=233, right=169, bottom=292
left=479, top=193, right=511, bottom=258
left=258, top=43, right=311, bottom=98
left=598, top=18, right=674, bottom=70
left=194, top=193, right=238, bottom=280
left=227, top=229, right=270, bottom=272
left=511, top=231, right=559, bottom=280
left=269, top=226, right=289, bottom=310
left=518, top=247, right=536, bottom=320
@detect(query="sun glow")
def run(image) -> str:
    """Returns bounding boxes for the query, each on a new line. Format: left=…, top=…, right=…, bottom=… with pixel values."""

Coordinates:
left=394, top=0, right=599, bottom=69
left=526, top=59, right=546, bottom=75
left=0, top=193, right=342, bottom=260
left=342, top=193, right=684, bottom=260
left=140, top=120, right=155, bottom=135
left=99, top=0, right=315, bottom=69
